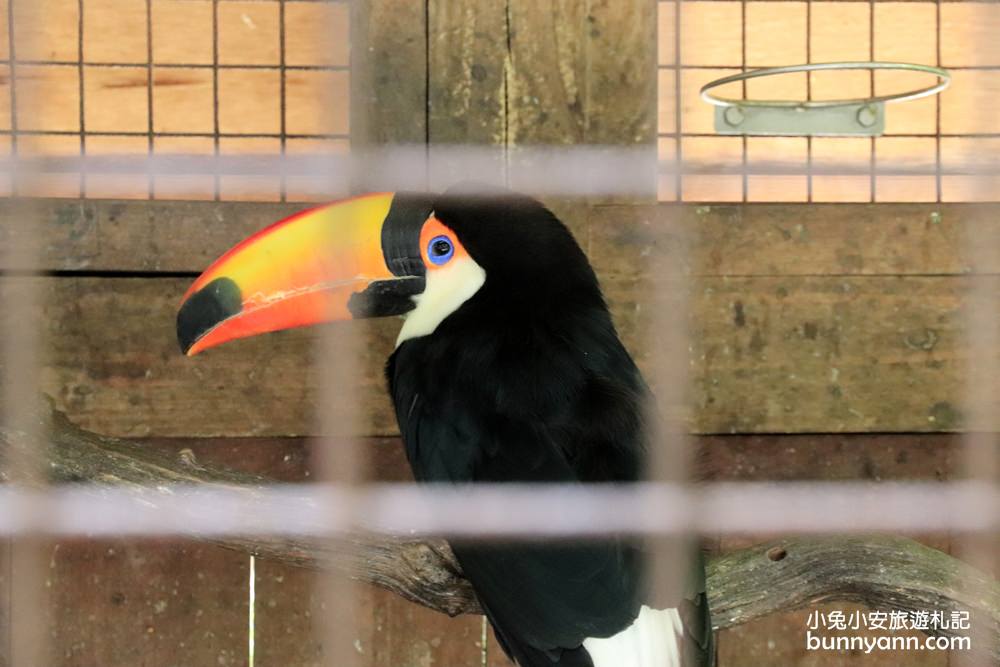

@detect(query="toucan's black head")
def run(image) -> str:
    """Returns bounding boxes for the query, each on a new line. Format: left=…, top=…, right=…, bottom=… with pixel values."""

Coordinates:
left=433, top=183, right=602, bottom=304
left=176, top=183, right=604, bottom=355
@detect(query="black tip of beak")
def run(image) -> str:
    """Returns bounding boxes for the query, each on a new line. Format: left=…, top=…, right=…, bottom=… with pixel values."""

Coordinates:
left=176, top=277, right=243, bottom=354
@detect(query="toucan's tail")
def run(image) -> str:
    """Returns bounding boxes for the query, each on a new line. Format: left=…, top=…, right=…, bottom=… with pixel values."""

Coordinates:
left=582, top=552, right=715, bottom=667
left=583, top=605, right=685, bottom=666
left=582, top=599, right=714, bottom=667
left=493, top=601, right=714, bottom=667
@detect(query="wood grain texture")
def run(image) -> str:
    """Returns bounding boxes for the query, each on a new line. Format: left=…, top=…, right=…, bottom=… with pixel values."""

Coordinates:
left=7, top=270, right=992, bottom=437
left=351, top=0, right=427, bottom=147
left=2, top=419, right=967, bottom=667
left=253, top=565, right=486, bottom=667
left=32, top=437, right=486, bottom=667
left=716, top=604, right=948, bottom=667
left=426, top=0, right=508, bottom=188
left=7, top=200, right=1000, bottom=276
left=505, top=0, right=657, bottom=202
left=506, top=0, right=655, bottom=146
left=592, top=204, right=1000, bottom=278
left=4, top=407, right=997, bottom=663
left=47, top=538, right=250, bottom=667
left=428, top=0, right=506, bottom=144
left=609, top=273, right=1000, bottom=434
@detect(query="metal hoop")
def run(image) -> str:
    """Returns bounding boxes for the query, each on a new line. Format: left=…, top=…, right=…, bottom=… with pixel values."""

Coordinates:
left=700, top=61, right=951, bottom=109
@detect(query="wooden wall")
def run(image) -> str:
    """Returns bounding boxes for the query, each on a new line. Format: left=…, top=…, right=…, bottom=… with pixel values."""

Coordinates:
left=1, top=1, right=996, bottom=667
left=657, top=0, right=1000, bottom=203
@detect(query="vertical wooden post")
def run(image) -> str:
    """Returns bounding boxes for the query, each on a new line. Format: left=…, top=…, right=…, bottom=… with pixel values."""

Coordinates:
left=351, top=0, right=429, bottom=147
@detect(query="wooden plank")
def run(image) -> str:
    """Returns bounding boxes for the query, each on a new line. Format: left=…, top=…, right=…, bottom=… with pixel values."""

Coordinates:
left=505, top=0, right=656, bottom=202
left=424, top=0, right=508, bottom=188
left=37, top=432, right=963, bottom=666
left=609, top=273, right=999, bottom=434
left=7, top=273, right=995, bottom=437
left=46, top=539, right=250, bottom=667
left=42, top=436, right=486, bottom=667
left=698, top=432, right=959, bottom=482
left=7, top=200, right=1000, bottom=275
left=427, top=0, right=506, bottom=144
left=350, top=0, right=427, bottom=148
left=703, top=432, right=957, bottom=667
left=0, top=199, right=305, bottom=272
left=591, top=203, right=1000, bottom=279
left=253, top=564, right=486, bottom=667
left=143, top=436, right=485, bottom=667
left=506, top=0, right=655, bottom=147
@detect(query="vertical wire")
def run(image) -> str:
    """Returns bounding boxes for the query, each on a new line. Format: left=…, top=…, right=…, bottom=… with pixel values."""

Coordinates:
left=805, top=0, right=812, bottom=203
left=647, top=191, right=695, bottom=643
left=956, top=13, right=998, bottom=667
left=314, top=327, right=362, bottom=667
left=934, top=0, right=942, bottom=203
left=145, top=0, right=154, bottom=199
left=2, top=172, right=47, bottom=667
left=867, top=0, right=875, bottom=203
left=651, top=0, right=695, bottom=638
left=740, top=0, right=747, bottom=202
left=278, top=0, right=287, bottom=202
left=211, top=0, right=221, bottom=201
left=2, top=1, right=23, bottom=653
left=248, top=555, right=256, bottom=667
left=314, top=7, right=362, bottom=667
left=6, top=0, right=18, bottom=195
left=958, top=219, right=1000, bottom=667
left=77, top=0, right=86, bottom=197
left=673, top=0, right=681, bottom=201
left=423, top=0, right=431, bottom=190
left=4, top=6, right=48, bottom=664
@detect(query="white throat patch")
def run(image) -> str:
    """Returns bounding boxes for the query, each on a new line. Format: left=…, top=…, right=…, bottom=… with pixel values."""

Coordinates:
left=396, top=256, right=486, bottom=346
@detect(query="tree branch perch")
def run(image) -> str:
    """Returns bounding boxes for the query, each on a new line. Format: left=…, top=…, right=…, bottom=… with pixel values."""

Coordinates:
left=1, top=400, right=997, bottom=659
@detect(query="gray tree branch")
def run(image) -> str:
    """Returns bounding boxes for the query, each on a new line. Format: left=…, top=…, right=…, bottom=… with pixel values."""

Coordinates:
left=1, top=399, right=997, bottom=660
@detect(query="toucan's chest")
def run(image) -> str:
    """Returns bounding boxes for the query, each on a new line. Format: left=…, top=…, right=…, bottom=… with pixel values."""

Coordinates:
left=385, top=310, right=648, bottom=486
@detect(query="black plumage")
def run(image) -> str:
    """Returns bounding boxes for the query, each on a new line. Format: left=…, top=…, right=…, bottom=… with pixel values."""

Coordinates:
left=386, top=187, right=713, bottom=666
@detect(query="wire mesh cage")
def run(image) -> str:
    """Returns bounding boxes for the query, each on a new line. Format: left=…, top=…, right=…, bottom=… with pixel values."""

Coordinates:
left=0, top=1, right=997, bottom=667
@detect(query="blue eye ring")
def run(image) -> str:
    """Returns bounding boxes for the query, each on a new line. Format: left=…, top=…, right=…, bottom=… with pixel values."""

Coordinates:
left=427, top=235, right=455, bottom=266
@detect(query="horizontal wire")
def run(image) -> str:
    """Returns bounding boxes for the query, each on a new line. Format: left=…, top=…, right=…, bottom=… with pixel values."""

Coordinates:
left=0, top=481, right=994, bottom=539
left=656, top=64, right=1000, bottom=71
left=6, top=60, right=347, bottom=71
left=0, top=146, right=997, bottom=196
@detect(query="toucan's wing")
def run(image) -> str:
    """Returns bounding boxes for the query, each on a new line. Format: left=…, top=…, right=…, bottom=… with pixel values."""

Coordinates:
left=396, top=386, right=644, bottom=664
left=387, top=332, right=646, bottom=663
left=387, top=325, right=711, bottom=666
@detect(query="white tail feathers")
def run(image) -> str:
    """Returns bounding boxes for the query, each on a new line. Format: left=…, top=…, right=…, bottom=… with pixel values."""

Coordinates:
left=582, top=606, right=685, bottom=667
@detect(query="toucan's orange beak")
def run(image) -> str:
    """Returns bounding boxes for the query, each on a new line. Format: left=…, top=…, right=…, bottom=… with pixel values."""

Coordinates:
left=177, top=192, right=427, bottom=356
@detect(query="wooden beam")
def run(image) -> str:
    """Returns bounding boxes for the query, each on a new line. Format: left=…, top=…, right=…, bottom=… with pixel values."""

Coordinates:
left=593, top=204, right=1000, bottom=278
left=5, top=200, right=999, bottom=275
left=5, top=272, right=995, bottom=437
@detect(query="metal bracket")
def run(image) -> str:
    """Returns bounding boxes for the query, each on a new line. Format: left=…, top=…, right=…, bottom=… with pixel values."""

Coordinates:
left=701, top=62, right=950, bottom=138
left=714, top=102, right=885, bottom=137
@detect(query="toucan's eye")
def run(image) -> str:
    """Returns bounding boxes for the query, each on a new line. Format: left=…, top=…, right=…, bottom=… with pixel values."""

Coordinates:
left=428, top=235, right=454, bottom=265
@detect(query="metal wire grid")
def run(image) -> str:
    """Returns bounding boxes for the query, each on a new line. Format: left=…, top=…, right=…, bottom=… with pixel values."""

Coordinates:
left=657, top=0, right=1000, bottom=203
left=0, top=0, right=350, bottom=202
left=0, top=5, right=998, bottom=667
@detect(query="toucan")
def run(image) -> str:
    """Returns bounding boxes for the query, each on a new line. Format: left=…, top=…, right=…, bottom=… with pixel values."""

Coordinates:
left=176, top=185, right=714, bottom=667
